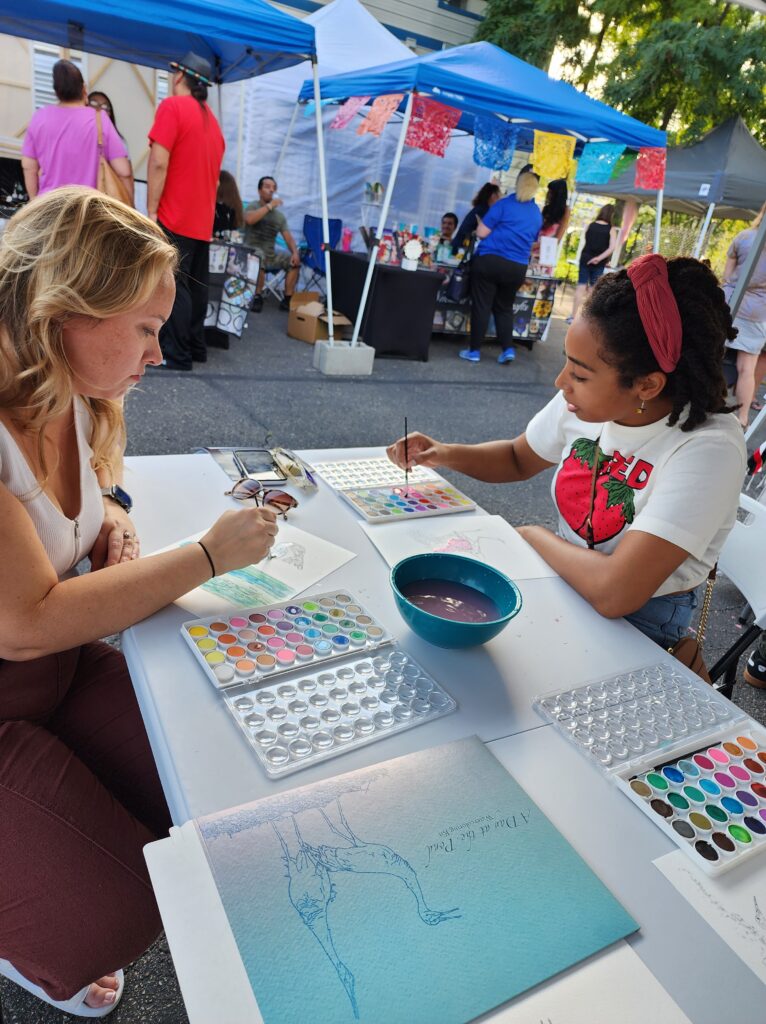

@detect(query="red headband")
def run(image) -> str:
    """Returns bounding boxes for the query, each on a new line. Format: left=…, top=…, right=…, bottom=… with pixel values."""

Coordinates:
left=626, top=254, right=682, bottom=373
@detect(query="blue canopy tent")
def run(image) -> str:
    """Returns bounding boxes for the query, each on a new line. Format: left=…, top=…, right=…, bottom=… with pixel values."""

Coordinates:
left=0, top=0, right=316, bottom=81
left=299, top=42, right=664, bottom=149
left=299, top=41, right=666, bottom=347
left=0, top=0, right=344, bottom=340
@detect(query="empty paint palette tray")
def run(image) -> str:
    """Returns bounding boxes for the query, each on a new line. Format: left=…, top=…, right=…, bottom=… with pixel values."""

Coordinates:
left=181, top=590, right=393, bottom=691
left=314, top=457, right=440, bottom=491
left=221, top=647, right=457, bottom=777
left=535, top=662, right=766, bottom=875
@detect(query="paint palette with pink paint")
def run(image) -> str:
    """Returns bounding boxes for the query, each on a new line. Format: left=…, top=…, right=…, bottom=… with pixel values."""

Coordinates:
left=181, top=590, right=393, bottom=691
left=339, top=481, right=476, bottom=524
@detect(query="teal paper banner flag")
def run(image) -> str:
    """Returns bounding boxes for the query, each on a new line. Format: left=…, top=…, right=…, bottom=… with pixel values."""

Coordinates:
left=576, top=142, right=626, bottom=184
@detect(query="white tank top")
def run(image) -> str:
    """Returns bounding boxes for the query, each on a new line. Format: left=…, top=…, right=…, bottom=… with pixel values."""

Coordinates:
left=0, top=398, right=104, bottom=579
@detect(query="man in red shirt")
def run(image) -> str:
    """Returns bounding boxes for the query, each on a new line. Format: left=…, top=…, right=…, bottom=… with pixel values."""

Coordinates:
left=147, top=52, right=225, bottom=371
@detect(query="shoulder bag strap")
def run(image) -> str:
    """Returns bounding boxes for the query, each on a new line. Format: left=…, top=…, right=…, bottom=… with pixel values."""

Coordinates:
left=585, top=437, right=602, bottom=550
left=95, top=108, right=104, bottom=155
left=695, top=565, right=717, bottom=649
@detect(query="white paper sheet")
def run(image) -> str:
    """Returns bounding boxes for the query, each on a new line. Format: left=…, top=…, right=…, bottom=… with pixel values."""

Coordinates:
left=157, top=523, right=355, bottom=616
left=359, top=514, right=557, bottom=580
left=655, top=849, right=766, bottom=984
left=488, top=941, right=691, bottom=1023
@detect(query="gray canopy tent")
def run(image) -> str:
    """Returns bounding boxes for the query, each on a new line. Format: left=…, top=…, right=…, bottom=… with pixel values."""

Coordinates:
left=578, top=117, right=766, bottom=262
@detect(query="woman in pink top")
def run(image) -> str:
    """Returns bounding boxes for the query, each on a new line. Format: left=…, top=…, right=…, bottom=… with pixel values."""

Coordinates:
left=21, top=60, right=132, bottom=202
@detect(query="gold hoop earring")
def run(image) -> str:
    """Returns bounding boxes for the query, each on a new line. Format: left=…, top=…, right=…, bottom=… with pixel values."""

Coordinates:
left=636, top=399, right=646, bottom=414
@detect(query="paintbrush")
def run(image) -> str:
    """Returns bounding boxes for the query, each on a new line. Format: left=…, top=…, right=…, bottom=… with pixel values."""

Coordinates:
left=404, top=416, right=409, bottom=494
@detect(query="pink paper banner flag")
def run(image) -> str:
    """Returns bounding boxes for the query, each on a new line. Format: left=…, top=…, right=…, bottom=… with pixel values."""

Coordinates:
left=330, top=95, right=370, bottom=131
left=635, top=147, right=667, bottom=190
left=404, top=96, right=462, bottom=158
left=356, top=94, right=404, bottom=137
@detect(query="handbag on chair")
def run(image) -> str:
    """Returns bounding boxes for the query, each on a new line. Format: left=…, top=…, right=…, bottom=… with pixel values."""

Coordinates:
left=95, top=109, right=131, bottom=206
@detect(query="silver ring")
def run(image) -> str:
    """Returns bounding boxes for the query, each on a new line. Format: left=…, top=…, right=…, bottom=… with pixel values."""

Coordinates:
left=123, top=530, right=133, bottom=540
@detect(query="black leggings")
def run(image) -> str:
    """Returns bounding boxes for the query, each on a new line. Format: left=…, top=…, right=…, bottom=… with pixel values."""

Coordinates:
left=469, top=253, right=528, bottom=351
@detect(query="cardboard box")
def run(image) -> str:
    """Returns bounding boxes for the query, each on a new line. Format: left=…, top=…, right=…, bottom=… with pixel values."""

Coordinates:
left=287, top=292, right=352, bottom=344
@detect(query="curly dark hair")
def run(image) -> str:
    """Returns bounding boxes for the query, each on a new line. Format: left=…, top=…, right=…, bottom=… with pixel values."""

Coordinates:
left=472, top=182, right=501, bottom=208
left=583, top=257, right=737, bottom=432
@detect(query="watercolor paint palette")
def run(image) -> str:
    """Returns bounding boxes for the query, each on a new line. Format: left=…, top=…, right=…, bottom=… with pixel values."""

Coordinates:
left=339, top=481, right=476, bottom=524
left=314, top=457, right=440, bottom=491
left=181, top=591, right=392, bottom=691
left=534, top=662, right=766, bottom=873
left=221, top=648, right=457, bottom=777
left=620, top=731, right=766, bottom=874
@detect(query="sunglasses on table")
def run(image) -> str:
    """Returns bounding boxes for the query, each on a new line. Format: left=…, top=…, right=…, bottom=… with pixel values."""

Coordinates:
left=224, top=478, right=298, bottom=518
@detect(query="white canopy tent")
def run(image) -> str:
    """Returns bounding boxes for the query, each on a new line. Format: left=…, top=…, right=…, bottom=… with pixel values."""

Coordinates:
left=219, top=0, right=486, bottom=249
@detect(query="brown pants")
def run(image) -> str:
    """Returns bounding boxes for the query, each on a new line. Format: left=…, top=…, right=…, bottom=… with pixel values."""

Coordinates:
left=0, top=642, right=171, bottom=1001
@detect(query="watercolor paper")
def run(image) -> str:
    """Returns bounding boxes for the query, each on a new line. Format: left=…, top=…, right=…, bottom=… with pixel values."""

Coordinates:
left=159, top=524, right=354, bottom=616
left=360, top=514, right=557, bottom=579
left=655, top=848, right=766, bottom=983
left=195, top=737, right=637, bottom=1024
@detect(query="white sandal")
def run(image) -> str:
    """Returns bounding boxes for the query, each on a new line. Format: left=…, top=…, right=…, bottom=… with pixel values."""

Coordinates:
left=0, top=958, right=124, bottom=1017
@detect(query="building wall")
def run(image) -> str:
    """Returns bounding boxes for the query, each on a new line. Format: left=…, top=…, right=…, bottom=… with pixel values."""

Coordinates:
left=0, top=36, right=165, bottom=176
left=276, top=0, right=486, bottom=51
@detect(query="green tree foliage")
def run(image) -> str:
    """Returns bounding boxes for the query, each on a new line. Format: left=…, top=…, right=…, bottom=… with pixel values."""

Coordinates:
left=601, top=2, right=766, bottom=144
left=477, top=0, right=766, bottom=146
left=475, top=0, right=586, bottom=70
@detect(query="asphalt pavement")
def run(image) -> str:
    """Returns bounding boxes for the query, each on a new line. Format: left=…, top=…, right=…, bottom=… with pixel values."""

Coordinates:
left=3, top=288, right=763, bottom=1022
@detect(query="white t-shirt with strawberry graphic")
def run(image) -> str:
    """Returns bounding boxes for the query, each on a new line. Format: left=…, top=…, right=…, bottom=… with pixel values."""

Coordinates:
left=525, top=392, right=746, bottom=596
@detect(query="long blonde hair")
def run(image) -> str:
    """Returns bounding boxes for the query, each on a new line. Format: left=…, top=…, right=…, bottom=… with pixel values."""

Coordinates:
left=0, top=187, right=177, bottom=481
left=752, top=201, right=766, bottom=230
left=515, top=171, right=540, bottom=203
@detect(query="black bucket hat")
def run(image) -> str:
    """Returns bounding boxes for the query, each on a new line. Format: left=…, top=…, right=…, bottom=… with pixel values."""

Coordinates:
left=170, top=51, right=213, bottom=86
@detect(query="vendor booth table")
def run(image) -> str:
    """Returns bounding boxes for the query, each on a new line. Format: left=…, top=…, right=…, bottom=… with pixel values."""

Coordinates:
left=117, top=449, right=765, bottom=1024
left=330, top=251, right=443, bottom=359
left=433, top=267, right=559, bottom=346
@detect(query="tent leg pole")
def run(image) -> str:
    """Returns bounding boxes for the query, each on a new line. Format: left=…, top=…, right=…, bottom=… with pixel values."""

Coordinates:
left=275, top=102, right=300, bottom=184
left=311, top=60, right=334, bottom=344
left=350, top=92, right=415, bottom=348
left=216, top=82, right=223, bottom=123
left=235, top=80, right=245, bottom=190
left=653, top=188, right=664, bottom=254
left=692, top=202, right=715, bottom=260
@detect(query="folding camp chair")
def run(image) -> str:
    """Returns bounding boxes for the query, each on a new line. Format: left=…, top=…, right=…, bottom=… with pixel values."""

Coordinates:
left=302, top=214, right=342, bottom=298
left=709, top=492, right=766, bottom=697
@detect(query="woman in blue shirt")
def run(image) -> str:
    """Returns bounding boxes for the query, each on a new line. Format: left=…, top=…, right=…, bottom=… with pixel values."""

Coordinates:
left=461, top=172, right=542, bottom=366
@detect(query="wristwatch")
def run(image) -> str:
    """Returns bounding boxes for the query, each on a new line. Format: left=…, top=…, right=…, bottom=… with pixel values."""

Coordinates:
left=100, top=484, right=133, bottom=513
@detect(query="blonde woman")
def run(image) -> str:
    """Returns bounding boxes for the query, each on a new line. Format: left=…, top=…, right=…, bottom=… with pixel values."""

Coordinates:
left=461, top=171, right=542, bottom=365
left=0, top=188, right=277, bottom=1017
left=722, top=201, right=766, bottom=426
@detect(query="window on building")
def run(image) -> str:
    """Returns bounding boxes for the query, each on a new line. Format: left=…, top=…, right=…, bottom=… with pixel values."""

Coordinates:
left=32, top=44, right=86, bottom=109
left=155, top=70, right=169, bottom=106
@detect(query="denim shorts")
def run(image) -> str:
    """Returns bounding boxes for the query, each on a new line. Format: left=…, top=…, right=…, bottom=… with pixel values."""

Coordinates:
left=577, top=262, right=606, bottom=287
left=624, top=589, right=699, bottom=650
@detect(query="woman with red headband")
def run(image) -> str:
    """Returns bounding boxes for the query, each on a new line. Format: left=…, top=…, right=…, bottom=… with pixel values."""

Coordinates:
left=388, top=255, right=746, bottom=649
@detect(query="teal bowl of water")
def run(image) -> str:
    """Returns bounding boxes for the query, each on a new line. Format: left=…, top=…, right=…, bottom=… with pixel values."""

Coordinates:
left=390, top=553, right=522, bottom=649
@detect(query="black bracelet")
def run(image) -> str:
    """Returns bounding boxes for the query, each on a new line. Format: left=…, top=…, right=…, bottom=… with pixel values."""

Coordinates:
left=198, top=540, right=217, bottom=578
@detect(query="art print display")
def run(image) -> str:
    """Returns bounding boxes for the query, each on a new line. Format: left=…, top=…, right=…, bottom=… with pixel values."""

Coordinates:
left=196, top=737, right=637, bottom=1023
